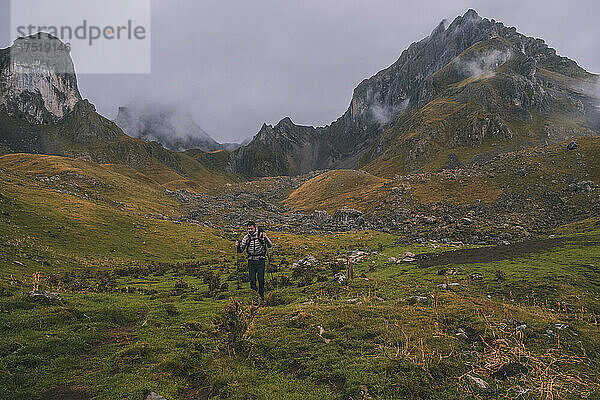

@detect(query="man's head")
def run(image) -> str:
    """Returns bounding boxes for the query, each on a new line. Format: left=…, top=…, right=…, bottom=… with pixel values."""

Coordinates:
left=247, top=221, right=256, bottom=235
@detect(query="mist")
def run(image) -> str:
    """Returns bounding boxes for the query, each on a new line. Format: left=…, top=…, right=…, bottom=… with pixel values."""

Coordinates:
left=461, top=49, right=513, bottom=78
left=2, top=0, right=600, bottom=142
left=370, top=98, right=410, bottom=126
left=114, top=101, right=224, bottom=152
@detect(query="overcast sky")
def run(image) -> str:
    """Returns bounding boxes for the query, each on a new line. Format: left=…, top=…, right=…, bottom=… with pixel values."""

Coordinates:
left=1, top=1, right=599, bottom=142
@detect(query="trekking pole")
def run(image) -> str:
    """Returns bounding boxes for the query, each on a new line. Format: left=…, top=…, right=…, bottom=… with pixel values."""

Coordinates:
left=269, top=245, right=275, bottom=288
left=236, top=241, right=240, bottom=290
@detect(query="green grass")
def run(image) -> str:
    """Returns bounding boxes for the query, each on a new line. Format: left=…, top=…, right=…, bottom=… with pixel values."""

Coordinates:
left=2, top=228, right=600, bottom=399
left=1, top=153, right=600, bottom=399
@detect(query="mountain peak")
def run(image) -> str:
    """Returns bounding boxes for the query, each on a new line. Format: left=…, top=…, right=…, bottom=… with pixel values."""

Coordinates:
left=229, top=9, right=599, bottom=177
left=277, top=116, right=294, bottom=127
left=464, top=9, right=480, bottom=19
left=430, top=19, right=447, bottom=37
left=444, top=9, right=483, bottom=32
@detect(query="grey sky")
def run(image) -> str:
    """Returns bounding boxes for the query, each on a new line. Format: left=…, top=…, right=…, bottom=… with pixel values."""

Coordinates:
left=1, top=1, right=599, bottom=143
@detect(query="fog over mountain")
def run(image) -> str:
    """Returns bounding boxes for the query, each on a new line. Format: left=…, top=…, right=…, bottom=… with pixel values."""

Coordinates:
left=115, top=102, right=230, bottom=152
left=0, top=1, right=599, bottom=143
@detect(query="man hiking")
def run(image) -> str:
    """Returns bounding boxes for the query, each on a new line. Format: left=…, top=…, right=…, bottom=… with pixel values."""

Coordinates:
left=235, top=221, right=272, bottom=304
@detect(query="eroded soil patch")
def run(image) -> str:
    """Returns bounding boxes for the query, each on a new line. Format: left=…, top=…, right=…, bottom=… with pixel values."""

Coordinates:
left=416, top=237, right=567, bottom=267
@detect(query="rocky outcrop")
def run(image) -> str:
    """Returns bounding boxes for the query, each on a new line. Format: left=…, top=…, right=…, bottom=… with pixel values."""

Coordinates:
left=454, top=114, right=513, bottom=146
left=226, top=117, right=339, bottom=176
left=333, top=207, right=365, bottom=228
left=0, top=33, right=81, bottom=124
left=565, top=180, right=597, bottom=193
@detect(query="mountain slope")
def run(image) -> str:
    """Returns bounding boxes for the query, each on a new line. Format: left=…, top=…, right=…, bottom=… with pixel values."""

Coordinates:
left=0, top=34, right=234, bottom=191
left=359, top=35, right=599, bottom=176
left=283, top=169, right=389, bottom=214
left=284, top=136, right=600, bottom=243
left=228, top=9, right=599, bottom=177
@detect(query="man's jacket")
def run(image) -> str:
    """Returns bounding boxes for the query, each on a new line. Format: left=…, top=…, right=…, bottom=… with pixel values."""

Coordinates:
left=238, top=230, right=272, bottom=260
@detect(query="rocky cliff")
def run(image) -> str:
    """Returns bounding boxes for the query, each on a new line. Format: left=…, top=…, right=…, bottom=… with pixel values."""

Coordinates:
left=0, top=33, right=81, bottom=124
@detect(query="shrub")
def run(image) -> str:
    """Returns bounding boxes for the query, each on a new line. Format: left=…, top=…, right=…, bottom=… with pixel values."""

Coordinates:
left=203, top=271, right=221, bottom=296
left=495, top=269, right=506, bottom=283
left=213, top=298, right=257, bottom=354
left=264, top=290, right=295, bottom=306
left=279, top=275, right=291, bottom=287
left=175, top=278, right=189, bottom=289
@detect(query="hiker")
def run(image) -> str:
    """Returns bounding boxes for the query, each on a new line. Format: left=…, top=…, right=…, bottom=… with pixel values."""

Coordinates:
left=235, top=221, right=272, bottom=304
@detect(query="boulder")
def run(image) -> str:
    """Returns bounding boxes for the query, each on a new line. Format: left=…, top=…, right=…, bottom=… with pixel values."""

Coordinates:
left=333, top=272, right=346, bottom=284
left=515, top=168, right=527, bottom=177
left=565, top=181, right=597, bottom=193
left=407, top=296, right=429, bottom=305
left=466, top=374, right=491, bottom=392
left=28, top=290, right=61, bottom=300
left=312, top=210, right=330, bottom=224
left=147, top=393, right=168, bottom=400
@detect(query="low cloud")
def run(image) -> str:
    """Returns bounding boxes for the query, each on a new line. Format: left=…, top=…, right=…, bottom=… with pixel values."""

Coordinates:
left=569, top=76, right=600, bottom=107
left=460, top=49, right=513, bottom=78
left=114, top=101, right=223, bottom=151
left=370, top=98, right=410, bottom=125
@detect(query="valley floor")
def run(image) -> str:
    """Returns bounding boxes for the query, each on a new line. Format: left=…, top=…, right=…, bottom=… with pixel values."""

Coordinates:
left=0, top=153, right=599, bottom=399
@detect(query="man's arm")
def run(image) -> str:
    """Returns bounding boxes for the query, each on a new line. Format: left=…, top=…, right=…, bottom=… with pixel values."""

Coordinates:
left=237, top=234, right=249, bottom=253
left=263, top=234, right=273, bottom=248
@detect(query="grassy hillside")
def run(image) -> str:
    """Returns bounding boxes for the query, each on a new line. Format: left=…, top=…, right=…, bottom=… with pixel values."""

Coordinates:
left=62, top=136, right=234, bottom=193
left=288, top=137, right=600, bottom=213
left=1, top=152, right=600, bottom=399
left=283, top=170, right=390, bottom=214
left=0, top=154, right=232, bottom=276
left=0, top=107, right=235, bottom=193
left=184, top=149, right=233, bottom=175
